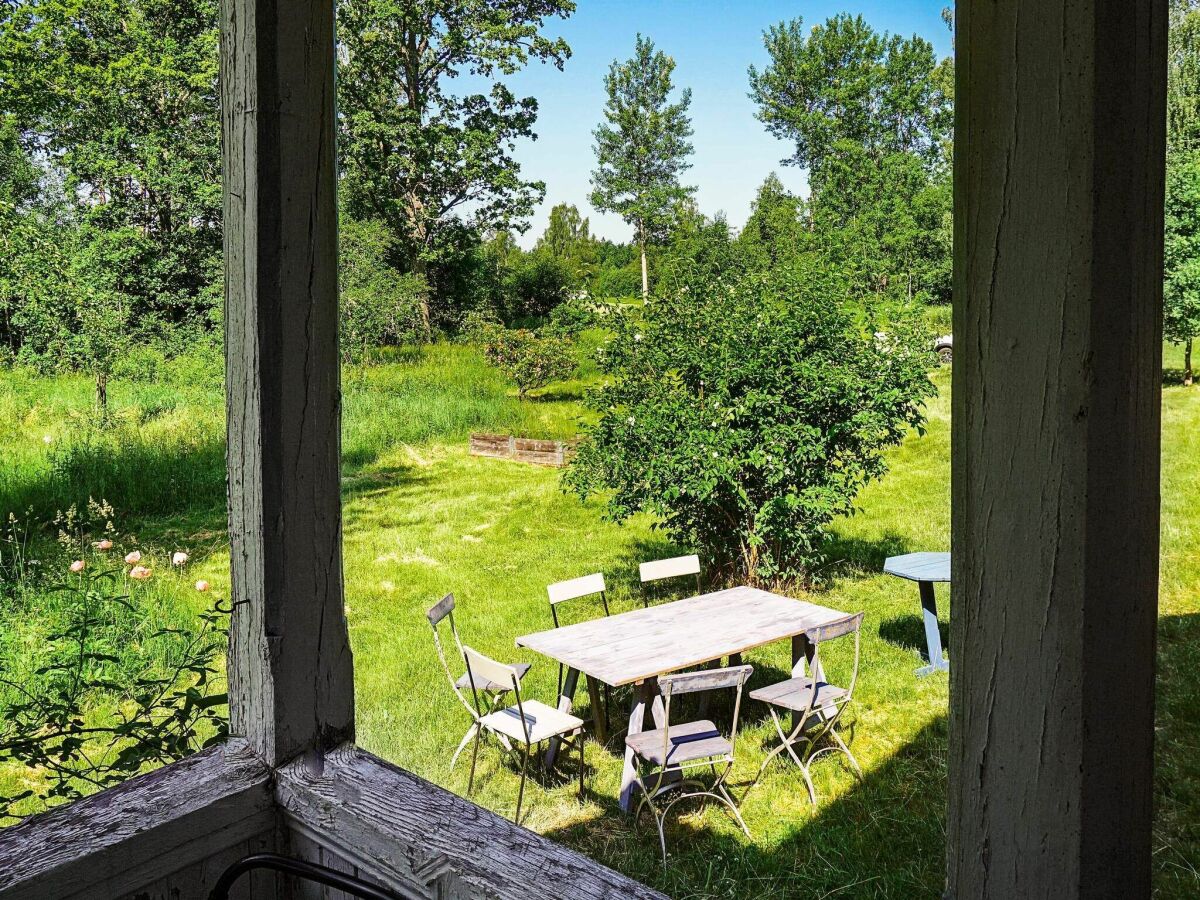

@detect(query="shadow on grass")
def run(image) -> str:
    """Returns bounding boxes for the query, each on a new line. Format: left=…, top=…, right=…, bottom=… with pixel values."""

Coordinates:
left=548, top=716, right=950, bottom=899
left=879, top=613, right=949, bottom=657
left=1162, top=368, right=1194, bottom=387
left=1154, top=613, right=1200, bottom=898
left=818, top=532, right=913, bottom=584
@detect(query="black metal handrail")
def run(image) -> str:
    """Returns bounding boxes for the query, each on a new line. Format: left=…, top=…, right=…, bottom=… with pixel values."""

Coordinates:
left=209, top=852, right=415, bottom=900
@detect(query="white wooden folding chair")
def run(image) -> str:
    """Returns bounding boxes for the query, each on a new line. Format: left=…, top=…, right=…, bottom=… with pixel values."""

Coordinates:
left=462, top=645, right=586, bottom=824
left=426, top=593, right=531, bottom=770
left=625, top=664, right=753, bottom=865
left=750, top=612, right=864, bottom=804
left=638, top=554, right=701, bottom=606
left=547, top=572, right=613, bottom=733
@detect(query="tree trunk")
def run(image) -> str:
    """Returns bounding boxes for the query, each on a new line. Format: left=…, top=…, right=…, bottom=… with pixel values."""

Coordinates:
left=95, top=371, right=108, bottom=413
left=634, top=219, right=648, bottom=299
left=413, top=255, right=433, bottom=341
left=1186, top=337, right=1193, bottom=386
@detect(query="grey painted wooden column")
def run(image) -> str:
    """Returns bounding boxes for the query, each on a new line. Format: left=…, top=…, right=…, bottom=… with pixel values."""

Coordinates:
left=220, top=0, right=354, bottom=766
left=949, top=2, right=1165, bottom=897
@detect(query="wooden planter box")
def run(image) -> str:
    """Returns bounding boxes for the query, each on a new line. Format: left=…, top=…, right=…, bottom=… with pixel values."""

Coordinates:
left=469, top=433, right=578, bottom=467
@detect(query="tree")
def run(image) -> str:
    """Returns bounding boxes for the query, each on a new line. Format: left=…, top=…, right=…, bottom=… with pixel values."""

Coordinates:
left=737, top=173, right=810, bottom=268
left=339, top=218, right=427, bottom=362
left=336, top=0, right=575, bottom=334
left=539, top=202, right=592, bottom=258
left=1166, top=1, right=1200, bottom=384
left=590, top=34, right=695, bottom=298
left=565, top=261, right=936, bottom=585
left=749, top=14, right=951, bottom=186
left=536, top=202, right=597, bottom=287
left=0, top=0, right=223, bottom=337
left=748, top=14, right=953, bottom=306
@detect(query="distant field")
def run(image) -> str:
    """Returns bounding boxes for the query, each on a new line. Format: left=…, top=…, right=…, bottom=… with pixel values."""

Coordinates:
left=1, top=343, right=1197, bottom=898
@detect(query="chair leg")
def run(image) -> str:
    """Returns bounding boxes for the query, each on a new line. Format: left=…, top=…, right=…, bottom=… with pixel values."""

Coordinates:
left=467, top=727, right=482, bottom=796
left=578, top=731, right=585, bottom=798
left=515, top=744, right=530, bottom=824
left=716, top=784, right=752, bottom=838
left=831, top=728, right=863, bottom=778
left=450, top=723, right=478, bottom=771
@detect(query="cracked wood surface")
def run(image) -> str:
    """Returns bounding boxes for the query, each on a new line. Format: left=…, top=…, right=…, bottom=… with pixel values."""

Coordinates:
left=949, top=1, right=1165, bottom=897
left=277, top=744, right=667, bottom=900
left=221, top=0, right=354, bottom=766
left=0, top=741, right=275, bottom=900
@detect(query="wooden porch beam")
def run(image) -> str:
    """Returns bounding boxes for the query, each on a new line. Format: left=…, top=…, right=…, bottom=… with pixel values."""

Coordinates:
left=220, top=0, right=353, bottom=766
left=949, top=1, right=1166, bottom=896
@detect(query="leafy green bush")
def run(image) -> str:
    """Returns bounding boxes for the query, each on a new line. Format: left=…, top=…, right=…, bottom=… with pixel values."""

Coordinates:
left=340, top=217, right=427, bottom=360
left=477, top=323, right=576, bottom=400
left=565, top=261, right=937, bottom=585
left=504, top=251, right=577, bottom=320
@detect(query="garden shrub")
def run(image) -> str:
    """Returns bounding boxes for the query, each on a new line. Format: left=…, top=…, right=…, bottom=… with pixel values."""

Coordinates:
left=565, top=259, right=937, bottom=585
left=340, top=217, right=427, bottom=360
left=477, top=323, right=576, bottom=400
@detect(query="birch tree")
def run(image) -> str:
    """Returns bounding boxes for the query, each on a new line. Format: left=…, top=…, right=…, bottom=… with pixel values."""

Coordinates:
left=590, top=35, right=695, bottom=299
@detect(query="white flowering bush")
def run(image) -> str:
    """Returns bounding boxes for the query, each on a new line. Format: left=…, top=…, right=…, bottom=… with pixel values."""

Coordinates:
left=564, top=259, right=937, bottom=585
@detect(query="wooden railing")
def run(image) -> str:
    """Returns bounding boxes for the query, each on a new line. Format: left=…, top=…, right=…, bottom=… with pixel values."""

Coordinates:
left=0, top=740, right=666, bottom=900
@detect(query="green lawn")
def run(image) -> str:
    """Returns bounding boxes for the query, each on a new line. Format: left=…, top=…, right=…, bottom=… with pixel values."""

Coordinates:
left=1, top=343, right=1198, bottom=898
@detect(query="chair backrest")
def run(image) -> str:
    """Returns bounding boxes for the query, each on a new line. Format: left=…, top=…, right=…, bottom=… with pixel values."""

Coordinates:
left=657, top=664, right=753, bottom=761
left=546, top=572, right=608, bottom=627
left=426, top=593, right=475, bottom=718
left=639, top=554, right=700, bottom=584
left=805, top=612, right=865, bottom=699
left=639, top=554, right=701, bottom=606
left=462, top=645, right=526, bottom=735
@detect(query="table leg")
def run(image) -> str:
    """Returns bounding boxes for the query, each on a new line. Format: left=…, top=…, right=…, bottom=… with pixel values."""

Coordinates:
left=917, top=580, right=950, bottom=677
left=545, top=666, right=580, bottom=769
left=586, top=675, right=608, bottom=746
left=619, top=679, right=655, bottom=813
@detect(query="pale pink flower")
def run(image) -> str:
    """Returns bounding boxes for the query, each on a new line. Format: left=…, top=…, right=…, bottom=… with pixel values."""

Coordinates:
left=69, top=560, right=85, bottom=573
left=125, top=550, right=142, bottom=565
left=194, top=580, right=210, bottom=592
left=93, top=539, right=113, bottom=551
left=171, top=551, right=189, bottom=566
left=129, top=565, right=152, bottom=580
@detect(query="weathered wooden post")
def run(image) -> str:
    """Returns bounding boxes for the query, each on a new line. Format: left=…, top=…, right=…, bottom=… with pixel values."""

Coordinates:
left=950, top=1, right=1166, bottom=896
left=221, top=0, right=354, bottom=766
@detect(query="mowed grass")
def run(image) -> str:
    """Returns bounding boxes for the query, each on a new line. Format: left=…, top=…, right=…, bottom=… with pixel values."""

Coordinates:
left=0, top=343, right=1197, bottom=898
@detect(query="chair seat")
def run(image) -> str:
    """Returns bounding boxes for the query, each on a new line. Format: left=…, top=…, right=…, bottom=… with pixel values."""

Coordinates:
left=750, top=677, right=848, bottom=712
left=481, top=699, right=585, bottom=745
left=457, top=661, right=532, bottom=695
left=625, top=719, right=732, bottom=766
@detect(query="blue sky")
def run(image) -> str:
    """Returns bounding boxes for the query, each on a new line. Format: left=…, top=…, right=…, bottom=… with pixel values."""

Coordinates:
left=496, top=1, right=952, bottom=246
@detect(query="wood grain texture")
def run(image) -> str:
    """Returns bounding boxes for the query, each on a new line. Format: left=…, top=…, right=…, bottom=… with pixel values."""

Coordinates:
left=220, top=0, right=354, bottom=765
left=518, top=587, right=849, bottom=686
left=949, top=1, right=1165, bottom=896
left=276, top=744, right=667, bottom=900
left=0, top=741, right=275, bottom=900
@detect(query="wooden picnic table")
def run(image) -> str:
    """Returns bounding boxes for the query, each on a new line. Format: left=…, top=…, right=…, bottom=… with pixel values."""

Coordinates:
left=516, top=585, right=850, bottom=813
left=883, top=551, right=951, bottom=676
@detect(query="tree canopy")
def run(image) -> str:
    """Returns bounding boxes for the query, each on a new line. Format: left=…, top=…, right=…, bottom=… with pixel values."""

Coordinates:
left=336, top=0, right=575, bottom=331
left=748, top=14, right=953, bottom=307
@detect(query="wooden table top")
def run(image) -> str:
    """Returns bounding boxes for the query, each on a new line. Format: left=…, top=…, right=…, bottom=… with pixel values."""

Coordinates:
left=883, top=551, right=951, bottom=583
left=516, top=586, right=850, bottom=687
